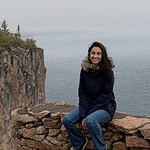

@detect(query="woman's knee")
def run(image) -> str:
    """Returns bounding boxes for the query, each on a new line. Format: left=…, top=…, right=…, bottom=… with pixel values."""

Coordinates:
left=85, top=116, right=96, bottom=128
left=63, top=108, right=80, bottom=126
left=62, top=114, right=70, bottom=125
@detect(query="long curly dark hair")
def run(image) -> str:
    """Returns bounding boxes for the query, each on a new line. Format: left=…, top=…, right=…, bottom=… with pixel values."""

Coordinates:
left=88, top=41, right=115, bottom=80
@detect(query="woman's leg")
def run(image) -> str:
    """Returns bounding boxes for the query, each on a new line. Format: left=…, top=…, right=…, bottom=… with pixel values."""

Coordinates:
left=63, top=108, right=85, bottom=149
left=85, top=110, right=111, bottom=150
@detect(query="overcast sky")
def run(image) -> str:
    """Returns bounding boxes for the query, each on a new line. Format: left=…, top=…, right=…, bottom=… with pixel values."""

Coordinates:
left=1, top=0, right=150, bottom=34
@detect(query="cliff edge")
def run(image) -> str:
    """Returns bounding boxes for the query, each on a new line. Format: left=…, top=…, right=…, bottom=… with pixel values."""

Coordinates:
left=0, top=47, right=46, bottom=148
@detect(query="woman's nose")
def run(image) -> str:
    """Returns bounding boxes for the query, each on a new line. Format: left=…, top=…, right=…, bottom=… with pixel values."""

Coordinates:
left=93, top=54, right=98, bottom=57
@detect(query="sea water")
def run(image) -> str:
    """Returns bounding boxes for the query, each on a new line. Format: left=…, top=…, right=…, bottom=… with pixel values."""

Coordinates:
left=33, top=29, right=150, bottom=116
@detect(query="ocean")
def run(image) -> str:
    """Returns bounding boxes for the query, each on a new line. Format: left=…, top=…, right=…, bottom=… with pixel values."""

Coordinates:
left=33, top=29, right=150, bottom=116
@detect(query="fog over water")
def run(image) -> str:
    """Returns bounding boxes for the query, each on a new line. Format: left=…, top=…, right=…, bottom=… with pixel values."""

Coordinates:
left=1, top=0, right=150, bottom=33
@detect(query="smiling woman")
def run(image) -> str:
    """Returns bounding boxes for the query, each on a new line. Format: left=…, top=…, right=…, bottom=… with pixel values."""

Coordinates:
left=87, top=42, right=114, bottom=80
left=63, top=41, right=116, bottom=150
left=89, top=47, right=102, bottom=68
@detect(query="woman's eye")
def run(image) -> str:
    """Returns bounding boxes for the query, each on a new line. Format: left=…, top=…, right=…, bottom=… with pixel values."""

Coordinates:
left=97, top=52, right=101, bottom=55
left=91, top=52, right=95, bottom=55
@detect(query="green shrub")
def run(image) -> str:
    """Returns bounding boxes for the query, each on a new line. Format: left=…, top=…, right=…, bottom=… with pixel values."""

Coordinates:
left=0, top=20, right=37, bottom=51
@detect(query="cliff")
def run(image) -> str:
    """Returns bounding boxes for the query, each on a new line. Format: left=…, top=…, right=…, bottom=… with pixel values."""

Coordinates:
left=0, top=48, right=46, bottom=148
left=11, top=101, right=150, bottom=150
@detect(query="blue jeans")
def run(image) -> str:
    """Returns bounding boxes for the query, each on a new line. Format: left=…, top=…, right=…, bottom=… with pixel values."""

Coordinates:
left=63, top=108, right=111, bottom=150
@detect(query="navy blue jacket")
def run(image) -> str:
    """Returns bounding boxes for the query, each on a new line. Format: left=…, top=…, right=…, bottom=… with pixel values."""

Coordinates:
left=78, top=67, right=116, bottom=120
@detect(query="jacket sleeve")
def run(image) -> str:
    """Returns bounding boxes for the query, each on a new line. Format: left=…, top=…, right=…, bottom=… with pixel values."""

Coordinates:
left=92, top=75, right=114, bottom=106
left=78, top=69, right=90, bottom=118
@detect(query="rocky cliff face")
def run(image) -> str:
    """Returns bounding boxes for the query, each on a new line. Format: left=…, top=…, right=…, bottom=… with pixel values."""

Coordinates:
left=0, top=48, right=46, bottom=148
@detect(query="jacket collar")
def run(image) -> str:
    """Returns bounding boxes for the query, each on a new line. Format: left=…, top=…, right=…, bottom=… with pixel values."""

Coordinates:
left=82, top=58, right=100, bottom=72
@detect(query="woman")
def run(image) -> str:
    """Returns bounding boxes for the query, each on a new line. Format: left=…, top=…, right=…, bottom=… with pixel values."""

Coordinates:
left=63, top=41, right=116, bottom=150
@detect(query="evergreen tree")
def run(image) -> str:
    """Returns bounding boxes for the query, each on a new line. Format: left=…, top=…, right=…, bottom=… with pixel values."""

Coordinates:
left=17, top=24, right=20, bottom=33
left=1, top=19, right=7, bottom=31
left=1, top=19, right=10, bottom=34
left=17, top=24, right=21, bottom=38
left=0, top=29, right=11, bottom=50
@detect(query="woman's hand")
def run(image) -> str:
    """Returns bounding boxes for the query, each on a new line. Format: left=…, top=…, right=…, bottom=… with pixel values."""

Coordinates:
left=82, top=118, right=86, bottom=129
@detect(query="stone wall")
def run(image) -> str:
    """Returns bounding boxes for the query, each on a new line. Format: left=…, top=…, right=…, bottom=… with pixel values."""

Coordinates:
left=11, top=101, right=150, bottom=150
left=0, top=48, right=46, bottom=148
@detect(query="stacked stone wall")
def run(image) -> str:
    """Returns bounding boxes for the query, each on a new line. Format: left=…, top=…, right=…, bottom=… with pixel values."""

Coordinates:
left=11, top=101, right=150, bottom=150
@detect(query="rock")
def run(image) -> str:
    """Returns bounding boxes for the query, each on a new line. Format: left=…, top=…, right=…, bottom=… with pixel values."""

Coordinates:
left=12, top=138, right=51, bottom=149
left=49, top=129, right=61, bottom=136
left=86, top=140, right=94, bottom=149
left=46, top=136, right=63, bottom=147
left=18, top=127, right=36, bottom=138
left=42, top=117, right=62, bottom=129
left=11, top=108, right=39, bottom=123
left=25, top=121, right=43, bottom=128
left=36, top=125, right=48, bottom=134
left=130, top=147, right=150, bottom=150
left=113, top=142, right=127, bottom=150
left=28, top=109, right=51, bottom=119
left=35, top=110, right=51, bottom=119
left=126, top=135, right=150, bottom=148
left=105, top=140, right=112, bottom=150
left=110, top=115, right=150, bottom=134
left=111, top=133, right=123, bottom=142
left=16, top=145, right=33, bottom=150
left=51, top=112, right=61, bottom=119
left=32, top=134, right=45, bottom=141
left=52, top=101, right=67, bottom=106
left=103, top=131, right=113, bottom=140
left=139, top=123, right=150, bottom=140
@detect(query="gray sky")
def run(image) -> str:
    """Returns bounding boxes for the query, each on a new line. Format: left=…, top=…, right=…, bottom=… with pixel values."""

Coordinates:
left=1, top=0, right=150, bottom=34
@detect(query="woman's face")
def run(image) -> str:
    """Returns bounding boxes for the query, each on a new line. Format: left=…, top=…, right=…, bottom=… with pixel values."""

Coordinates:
left=90, top=46, right=102, bottom=67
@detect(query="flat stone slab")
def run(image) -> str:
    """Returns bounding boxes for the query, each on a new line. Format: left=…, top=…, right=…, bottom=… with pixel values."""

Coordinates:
left=109, top=113, right=150, bottom=134
left=17, top=101, right=77, bottom=115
